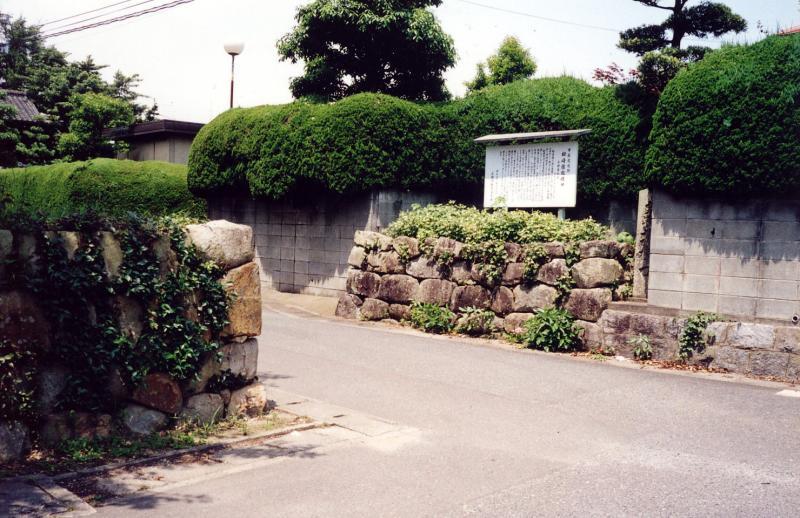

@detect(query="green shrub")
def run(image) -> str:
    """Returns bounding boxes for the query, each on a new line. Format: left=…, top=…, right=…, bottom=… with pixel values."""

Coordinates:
left=678, top=312, right=719, bottom=361
left=519, top=307, right=580, bottom=352
left=409, top=302, right=455, bottom=334
left=188, top=77, right=646, bottom=202
left=646, top=34, right=800, bottom=196
left=629, top=334, right=653, bottom=361
left=0, top=339, right=37, bottom=421
left=386, top=203, right=610, bottom=244
left=455, top=306, right=496, bottom=336
left=0, top=159, right=206, bottom=219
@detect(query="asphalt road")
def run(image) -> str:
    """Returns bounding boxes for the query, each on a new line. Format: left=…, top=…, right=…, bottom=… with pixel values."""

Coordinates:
left=99, top=304, right=800, bottom=517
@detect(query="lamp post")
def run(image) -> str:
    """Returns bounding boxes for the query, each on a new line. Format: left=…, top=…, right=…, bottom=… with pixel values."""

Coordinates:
left=224, top=42, right=244, bottom=109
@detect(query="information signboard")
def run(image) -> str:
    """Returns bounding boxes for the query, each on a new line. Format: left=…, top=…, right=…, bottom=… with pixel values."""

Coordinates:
left=483, top=141, right=578, bottom=208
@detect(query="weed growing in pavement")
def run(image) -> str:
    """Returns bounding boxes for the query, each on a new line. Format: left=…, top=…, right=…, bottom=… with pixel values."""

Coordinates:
left=519, top=307, right=580, bottom=352
left=409, top=302, right=455, bottom=334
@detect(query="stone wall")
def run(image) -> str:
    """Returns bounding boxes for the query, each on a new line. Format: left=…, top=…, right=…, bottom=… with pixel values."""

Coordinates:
left=585, top=309, right=800, bottom=381
left=647, top=189, right=800, bottom=324
left=0, top=220, right=265, bottom=463
left=336, top=231, right=633, bottom=334
left=208, top=190, right=438, bottom=298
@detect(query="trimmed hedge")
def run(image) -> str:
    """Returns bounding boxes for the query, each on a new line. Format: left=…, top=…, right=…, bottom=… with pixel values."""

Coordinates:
left=0, top=159, right=206, bottom=219
left=646, top=34, right=800, bottom=195
left=188, top=77, right=645, bottom=202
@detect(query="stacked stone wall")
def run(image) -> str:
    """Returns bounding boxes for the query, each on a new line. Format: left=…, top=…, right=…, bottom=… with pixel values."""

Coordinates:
left=336, top=231, right=633, bottom=334
left=0, top=220, right=265, bottom=463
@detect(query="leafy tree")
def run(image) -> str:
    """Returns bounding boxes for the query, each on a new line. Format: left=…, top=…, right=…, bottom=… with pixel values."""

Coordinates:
left=620, top=0, right=746, bottom=55
left=467, top=36, right=536, bottom=93
left=0, top=93, right=19, bottom=167
left=0, top=14, right=157, bottom=165
left=277, top=0, right=456, bottom=101
left=57, top=92, right=134, bottom=162
left=617, top=1, right=747, bottom=94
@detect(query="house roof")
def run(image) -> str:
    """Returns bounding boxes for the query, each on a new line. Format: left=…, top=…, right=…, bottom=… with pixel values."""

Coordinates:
left=1, top=89, right=41, bottom=122
left=103, top=119, right=204, bottom=140
left=779, top=26, right=800, bottom=35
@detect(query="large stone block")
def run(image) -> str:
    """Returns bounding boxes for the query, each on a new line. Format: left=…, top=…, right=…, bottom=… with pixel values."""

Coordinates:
left=491, top=286, right=514, bottom=316
left=0, top=421, right=30, bottom=463
left=228, top=382, right=268, bottom=417
left=576, top=320, right=603, bottom=349
left=571, top=258, right=624, bottom=289
left=347, top=270, right=381, bottom=298
left=180, top=393, right=225, bottom=425
left=406, top=257, right=443, bottom=279
left=132, top=373, right=183, bottom=415
left=512, top=284, right=557, bottom=313
left=335, top=293, right=362, bottom=319
left=449, top=261, right=475, bottom=285
left=377, top=275, right=419, bottom=304
left=114, top=295, right=144, bottom=343
left=712, top=347, right=750, bottom=374
left=389, top=304, right=411, bottom=321
left=775, top=327, right=800, bottom=353
left=37, top=366, right=68, bottom=415
left=504, top=313, right=534, bottom=334
left=152, top=234, right=178, bottom=278
left=347, top=246, right=367, bottom=268
left=501, top=263, right=525, bottom=286
left=99, top=231, right=123, bottom=280
left=564, top=289, right=612, bottom=322
left=0, top=290, right=50, bottom=351
left=504, top=242, right=523, bottom=262
left=360, top=298, right=390, bottom=321
left=186, top=339, right=259, bottom=394
left=415, top=279, right=455, bottom=306
left=122, top=404, right=168, bottom=435
left=579, top=240, right=619, bottom=259
left=543, top=242, right=565, bottom=259
left=749, top=351, right=789, bottom=378
left=354, top=231, right=392, bottom=251
left=185, top=220, right=254, bottom=269
left=598, top=310, right=631, bottom=335
left=367, top=251, right=405, bottom=274
left=726, top=323, right=775, bottom=350
left=536, top=259, right=569, bottom=286
left=220, top=339, right=259, bottom=381
left=451, top=285, right=491, bottom=311
left=392, top=236, right=420, bottom=259
left=222, top=262, right=262, bottom=338
left=434, top=237, right=464, bottom=259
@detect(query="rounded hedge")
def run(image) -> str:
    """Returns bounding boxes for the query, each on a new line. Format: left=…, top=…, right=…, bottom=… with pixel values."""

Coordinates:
left=646, top=34, right=800, bottom=195
left=0, top=159, right=206, bottom=219
left=188, top=77, right=645, bottom=202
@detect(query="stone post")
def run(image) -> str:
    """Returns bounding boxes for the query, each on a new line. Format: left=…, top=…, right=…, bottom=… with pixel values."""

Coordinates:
left=632, top=189, right=652, bottom=300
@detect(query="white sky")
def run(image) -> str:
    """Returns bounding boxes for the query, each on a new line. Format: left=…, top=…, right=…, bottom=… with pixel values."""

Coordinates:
left=3, top=0, right=798, bottom=123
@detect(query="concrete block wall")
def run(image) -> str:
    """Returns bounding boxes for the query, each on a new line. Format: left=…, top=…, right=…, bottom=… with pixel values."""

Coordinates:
left=647, top=190, right=800, bottom=324
left=209, top=190, right=437, bottom=297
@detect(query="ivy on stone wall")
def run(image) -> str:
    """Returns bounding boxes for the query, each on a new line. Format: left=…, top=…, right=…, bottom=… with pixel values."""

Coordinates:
left=0, top=215, right=229, bottom=420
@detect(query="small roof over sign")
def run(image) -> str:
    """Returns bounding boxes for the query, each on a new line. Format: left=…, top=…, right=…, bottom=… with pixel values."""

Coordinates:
left=474, top=129, right=591, bottom=144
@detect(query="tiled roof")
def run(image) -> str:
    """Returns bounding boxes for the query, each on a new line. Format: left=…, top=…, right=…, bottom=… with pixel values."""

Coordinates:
left=1, top=89, right=41, bottom=122
left=779, top=26, right=800, bottom=35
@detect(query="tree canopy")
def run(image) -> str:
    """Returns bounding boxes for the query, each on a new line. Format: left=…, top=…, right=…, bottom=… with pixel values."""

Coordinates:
left=466, top=36, right=536, bottom=93
left=614, top=1, right=747, bottom=94
left=277, top=0, right=456, bottom=101
left=0, top=13, right=156, bottom=167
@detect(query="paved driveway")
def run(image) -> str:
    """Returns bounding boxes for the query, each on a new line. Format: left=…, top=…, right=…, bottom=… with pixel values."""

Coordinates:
left=99, top=302, right=800, bottom=517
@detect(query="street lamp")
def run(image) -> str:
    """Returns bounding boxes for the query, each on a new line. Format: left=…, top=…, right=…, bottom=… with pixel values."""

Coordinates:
left=224, top=42, right=244, bottom=109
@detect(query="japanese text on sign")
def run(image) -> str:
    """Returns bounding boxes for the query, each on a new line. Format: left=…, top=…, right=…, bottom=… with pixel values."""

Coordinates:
left=483, top=141, right=578, bottom=208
